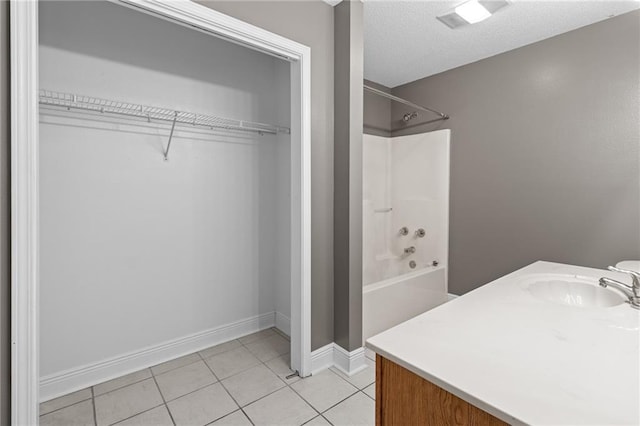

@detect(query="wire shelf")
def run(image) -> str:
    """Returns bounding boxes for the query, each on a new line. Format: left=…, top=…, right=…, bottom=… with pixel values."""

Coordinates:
left=39, top=89, right=290, bottom=135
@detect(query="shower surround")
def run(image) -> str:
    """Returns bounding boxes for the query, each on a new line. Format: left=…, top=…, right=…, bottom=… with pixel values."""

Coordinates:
left=363, top=130, right=450, bottom=342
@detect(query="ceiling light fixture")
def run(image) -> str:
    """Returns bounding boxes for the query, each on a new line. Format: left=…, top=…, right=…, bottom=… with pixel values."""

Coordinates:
left=455, top=0, right=491, bottom=24
left=437, top=0, right=510, bottom=29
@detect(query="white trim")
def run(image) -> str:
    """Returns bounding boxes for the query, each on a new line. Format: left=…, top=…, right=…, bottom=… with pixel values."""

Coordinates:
left=116, top=0, right=305, bottom=61
left=310, top=344, right=368, bottom=376
left=310, top=343, right=335, bottom=374
left=11, top=0, right=313, bottom=422
left=275, top=312, right=291, bottom=337
left=448, top=293, right=459, bottom=300
left=10, top=1, right=39, bottom=425
left=332, top=345, right=367, bottom=376
left=40, top=312, right=276, bottom=402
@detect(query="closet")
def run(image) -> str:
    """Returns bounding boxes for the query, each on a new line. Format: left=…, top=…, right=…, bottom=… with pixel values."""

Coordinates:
left=38, top=1, right=294, bottom=401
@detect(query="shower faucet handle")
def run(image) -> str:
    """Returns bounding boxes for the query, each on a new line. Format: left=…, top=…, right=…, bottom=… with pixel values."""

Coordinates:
left=399, top=227, right=409, bottom=236
left=415, top=228, right=426, bottom=238
left=404, top=246, right=416, bottom=255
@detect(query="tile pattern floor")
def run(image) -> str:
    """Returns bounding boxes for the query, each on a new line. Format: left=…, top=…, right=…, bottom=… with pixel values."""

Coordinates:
left=40, top=328, right=376, bottom=426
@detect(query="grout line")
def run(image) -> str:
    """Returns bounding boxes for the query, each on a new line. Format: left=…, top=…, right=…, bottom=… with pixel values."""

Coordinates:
left=243, top=408, right=256, bottom=426
left=363, top=390, right=376, bottom=402
left=205, top=346, right=297, bottom=419
left=107, top=403, right=166, bottom=426
left=149, top=370, right=177, bottom=426
left=48, top=332, right=292, bottom=425
left=271, top=326, right=291, bottom=341
left=151, top=355, right=201, bottom=377
left=162, top=379, right=220, bottom=403
left=285, top=386, right=322, bottom=417
left=203, top=408, right=253, bottom=426
left=361, top=389, right=375, bottom=402
left=91, top=387, right=98, bottom=426
left=321, top=414, right=335, bottom=425
left=318, top=389, right=360, bottom=416
left=38, top=394, right=94, bottom=418
left=325, top=367, right=361, bottom=391
left=239, top=407, right=255, bottom=426
left=151, top=382, right=221, bottom=408
left=301, top=415, right=320, bottom=426
left=200, top=355, right=256, bottom=425
left=93, top=369, right=153, bottom=397
left=164, top=403, right=177, bottom=426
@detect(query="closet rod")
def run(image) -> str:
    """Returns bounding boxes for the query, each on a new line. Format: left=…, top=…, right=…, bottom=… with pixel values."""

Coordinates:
left=39, top=89, right=291, bottom=139
left=364, top=84, right=450, bottom=120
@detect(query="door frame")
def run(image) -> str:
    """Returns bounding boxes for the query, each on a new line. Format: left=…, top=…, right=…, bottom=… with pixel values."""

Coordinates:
left=10, top=1, right=312, bottom=423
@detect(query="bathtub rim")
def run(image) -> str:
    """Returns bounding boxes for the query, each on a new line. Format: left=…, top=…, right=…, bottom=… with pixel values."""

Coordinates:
left=363, top=264, right=447, bottom=294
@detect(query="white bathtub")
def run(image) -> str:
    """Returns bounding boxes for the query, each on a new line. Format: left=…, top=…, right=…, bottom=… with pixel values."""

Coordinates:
left=363, top=266, right=448, bottom=343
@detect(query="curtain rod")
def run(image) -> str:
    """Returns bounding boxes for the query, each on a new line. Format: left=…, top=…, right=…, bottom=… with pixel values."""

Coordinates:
left=364, top=84, right=449, bottom=120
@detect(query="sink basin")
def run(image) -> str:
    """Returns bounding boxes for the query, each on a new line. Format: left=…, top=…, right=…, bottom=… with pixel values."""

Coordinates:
left=521, top=274, right=626, bottom=308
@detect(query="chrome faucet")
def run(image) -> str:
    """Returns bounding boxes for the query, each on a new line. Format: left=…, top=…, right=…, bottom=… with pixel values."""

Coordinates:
left=404, top=246, right=416, bottom=255
left=599, top=266, right=640, bottom=309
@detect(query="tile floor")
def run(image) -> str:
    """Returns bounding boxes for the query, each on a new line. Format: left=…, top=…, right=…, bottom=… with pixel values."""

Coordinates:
left=40, top=328, right=376, bottom=426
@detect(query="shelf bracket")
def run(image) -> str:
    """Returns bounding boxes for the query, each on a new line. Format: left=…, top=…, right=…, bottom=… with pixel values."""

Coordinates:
left=163, top=111, right=178, bottom=161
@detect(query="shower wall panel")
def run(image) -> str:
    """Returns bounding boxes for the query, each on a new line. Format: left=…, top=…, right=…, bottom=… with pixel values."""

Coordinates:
left=363, top=130, right=450, bottom=285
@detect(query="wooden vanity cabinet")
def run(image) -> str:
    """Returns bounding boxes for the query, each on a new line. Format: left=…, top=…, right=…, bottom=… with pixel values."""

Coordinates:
left=375, top=355, right=508, bottom=426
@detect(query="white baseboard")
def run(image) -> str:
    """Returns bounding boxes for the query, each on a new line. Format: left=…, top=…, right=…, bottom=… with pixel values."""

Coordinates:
left=275, top=312, right=291, bottom=337
left=333, top=345, right=367, bottom=375
left=448, top=293, right=459, bottom=301
left=40, top=311, right=277, bottom=402
left=310, top=343, right=367, bottom=376
left=310, top=343, right=335, bottom=374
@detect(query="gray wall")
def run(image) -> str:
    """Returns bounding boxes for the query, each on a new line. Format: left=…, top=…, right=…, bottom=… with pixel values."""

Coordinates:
left=196, top=1, right=335, bottom=351
left=363, top=79, right=391, bottom=137
left=390, top=11, right=640, bottom=295
left=0, top=0, right=10, bottom=423
left=334, top=0, right=363, bottom=352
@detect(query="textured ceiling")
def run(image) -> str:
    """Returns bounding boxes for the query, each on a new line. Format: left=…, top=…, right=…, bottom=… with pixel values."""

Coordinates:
left=364, top=0, right=640, bottom=87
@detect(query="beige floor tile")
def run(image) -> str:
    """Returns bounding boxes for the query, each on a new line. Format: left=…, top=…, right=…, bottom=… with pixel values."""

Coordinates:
left=330, top=364, right=375, bottom=390
left=204, top=346, right=261, bottom=379
left=264, top=354, right=301, bottom=384
left=199, top=339, right=242, bottom=359
left=151, top=352, right=201, bottom=376
left=93, top=368, right=152, bottom=396
left=167, top=383, right=238, bottom=426
left=238, top=328, right=275, bottom=345
left=304, top=415, right=332, bottom=425
left=243, top=387, right=316, bottom=426
left=290, top=369, right=357, bottom=413
left=222, top=364, right=286, bottom=407
left=94, top=378, right=163, bottom=426
left=39, top=388, right=92, bottom=416
left=155, top=360, right=217, bottom=401
left=363, top=384, right=375, bottom=400
left=324, top=392, right=375, bottom=426
left=114, top=405, right=174, bottom=426
left=40, top=400, right=94, bottom=426
left=244, top=334, right=290, bottom=362
left=210, top=409, right=253, bottom=425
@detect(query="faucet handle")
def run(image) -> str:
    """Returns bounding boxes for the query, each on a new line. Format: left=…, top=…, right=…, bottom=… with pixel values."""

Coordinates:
left=608, top=266, right=640, bottom=288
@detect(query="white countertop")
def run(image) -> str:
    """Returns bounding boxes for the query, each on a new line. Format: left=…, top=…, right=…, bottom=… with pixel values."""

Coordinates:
left=366, top=261, right=640, bottom=426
